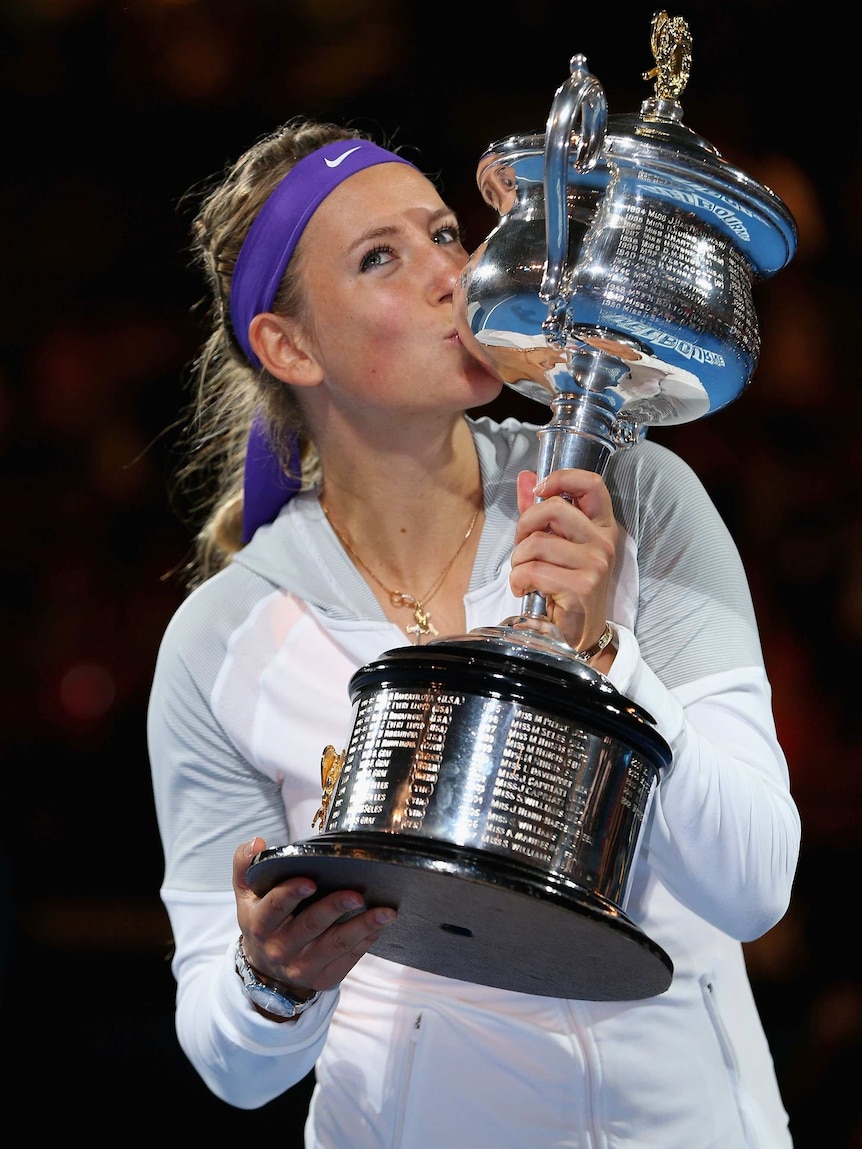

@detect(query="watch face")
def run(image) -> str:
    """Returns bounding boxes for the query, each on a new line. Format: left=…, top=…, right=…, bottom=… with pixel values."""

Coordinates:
left=248, top=983, right=299, bottom=1018
left=236, top=938, right=319, bottom=1019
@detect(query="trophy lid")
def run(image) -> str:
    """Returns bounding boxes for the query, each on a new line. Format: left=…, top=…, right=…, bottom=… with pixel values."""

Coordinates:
left=475, top=11, right=798, bottom=282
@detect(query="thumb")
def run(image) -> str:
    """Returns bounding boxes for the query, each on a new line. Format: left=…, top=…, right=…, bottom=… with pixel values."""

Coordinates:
left=233, top=835, right=266, bottom=897
left=516, top=470, right=539, bottom=514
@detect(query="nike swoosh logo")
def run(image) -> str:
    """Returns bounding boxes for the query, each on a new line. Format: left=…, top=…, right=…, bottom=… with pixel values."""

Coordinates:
left=325, top=146, right=362, bottom=168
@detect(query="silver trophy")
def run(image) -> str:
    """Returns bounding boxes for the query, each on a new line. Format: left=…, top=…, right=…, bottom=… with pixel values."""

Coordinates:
left=248, top=13, right=797, bottom=1000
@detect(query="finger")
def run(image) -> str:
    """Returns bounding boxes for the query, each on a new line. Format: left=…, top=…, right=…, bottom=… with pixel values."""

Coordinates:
left=515, top=472, right=617, bottom=552
left=534, top=468, right=614, bottom=522
left=516, top=468, right=610, bottom=538
left=291, top=900, right=398, bottom=989
left=515, top=492, right=605, bottom=551
left=289, top=888, right=399, bottom=943
left=233, top=836, right=267, bottom=901
left=515, top=498, right=582, bottom=545
left=511, top=527, right=610, bottom=585
left=234, top=836, right=316, bottom=908
left=510, top=550, right=609, bottom=603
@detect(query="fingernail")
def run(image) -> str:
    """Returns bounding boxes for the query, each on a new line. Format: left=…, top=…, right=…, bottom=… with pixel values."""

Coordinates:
left=339, top=893, right=365, bottom=912
left=373, top=908, right=397, bottom=926
left=243, top=838, right=258, bottom=858
left=295, top=881, right=315, bottom=898
left=533, top=478, right=546, bottom=494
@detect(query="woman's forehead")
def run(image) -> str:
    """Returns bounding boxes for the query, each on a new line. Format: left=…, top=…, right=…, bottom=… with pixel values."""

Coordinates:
left=312, top=163, right=445, bottom=233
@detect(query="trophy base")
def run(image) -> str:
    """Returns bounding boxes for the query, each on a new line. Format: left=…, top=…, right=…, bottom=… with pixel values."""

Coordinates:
left=247, top=833, right=673, bottom=1001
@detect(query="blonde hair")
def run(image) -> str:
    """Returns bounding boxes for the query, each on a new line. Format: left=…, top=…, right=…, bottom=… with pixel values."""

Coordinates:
left=173, top=117, right=372, bottom=589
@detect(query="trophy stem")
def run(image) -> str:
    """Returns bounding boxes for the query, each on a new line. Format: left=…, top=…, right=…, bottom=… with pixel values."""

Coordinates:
left=535, top=392, right=617, bottom=479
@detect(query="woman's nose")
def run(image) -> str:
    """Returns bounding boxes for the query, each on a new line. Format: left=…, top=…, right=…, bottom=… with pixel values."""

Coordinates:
left=428, top=244, right=465, bottom=298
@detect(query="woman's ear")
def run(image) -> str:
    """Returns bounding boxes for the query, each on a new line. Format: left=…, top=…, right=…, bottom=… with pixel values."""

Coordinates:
left=248, top=313, right=322, bottom=387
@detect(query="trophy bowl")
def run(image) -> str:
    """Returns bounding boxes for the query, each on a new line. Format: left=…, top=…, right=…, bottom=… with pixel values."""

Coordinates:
left=247, top=13, right=797, bottom=1001
left=455, top=14, right=797, bottom=447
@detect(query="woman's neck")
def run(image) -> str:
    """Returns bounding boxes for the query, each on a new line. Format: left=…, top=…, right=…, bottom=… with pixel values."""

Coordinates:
left=316, top=414, right=484, bottom=593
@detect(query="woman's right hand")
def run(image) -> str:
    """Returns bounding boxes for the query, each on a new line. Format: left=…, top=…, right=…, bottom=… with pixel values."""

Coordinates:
left=232, top=836, right=397, bottom=1000
left=511, top=467, right=618, bottom=660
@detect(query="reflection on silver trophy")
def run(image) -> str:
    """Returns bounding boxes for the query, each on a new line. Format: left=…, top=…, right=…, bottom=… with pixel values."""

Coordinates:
left=248, top=12, right=798, bottom=1000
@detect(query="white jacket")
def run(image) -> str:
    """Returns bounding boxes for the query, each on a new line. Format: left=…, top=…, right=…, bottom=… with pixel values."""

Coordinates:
left=148, top=417, right=800, bottom=1147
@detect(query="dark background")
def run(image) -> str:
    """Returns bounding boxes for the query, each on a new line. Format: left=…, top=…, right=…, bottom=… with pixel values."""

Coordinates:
left=2, top=0, right=859, bottom=1142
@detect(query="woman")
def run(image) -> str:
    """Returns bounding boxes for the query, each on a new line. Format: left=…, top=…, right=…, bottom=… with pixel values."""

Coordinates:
left=148, top=116, right=801, bottom=1147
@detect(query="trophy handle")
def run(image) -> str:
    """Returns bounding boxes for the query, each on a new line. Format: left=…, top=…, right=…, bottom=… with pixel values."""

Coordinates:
left=513, top=56, right=608, bottom=631
left=540, top=53, right=607, bottom=340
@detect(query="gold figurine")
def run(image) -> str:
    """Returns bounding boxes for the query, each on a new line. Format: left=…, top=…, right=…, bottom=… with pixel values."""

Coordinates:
left=312, top=744, right=346, bottom=829
left=642, top=11, right=692, bottom=101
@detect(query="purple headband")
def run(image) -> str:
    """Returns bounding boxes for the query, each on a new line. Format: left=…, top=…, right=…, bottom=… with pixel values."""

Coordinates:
left=233, top=139, right=417, bottom=543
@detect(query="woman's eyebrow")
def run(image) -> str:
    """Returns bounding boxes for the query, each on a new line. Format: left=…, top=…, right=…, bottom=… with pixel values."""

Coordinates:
left=343, top=224, right=398, bottom=257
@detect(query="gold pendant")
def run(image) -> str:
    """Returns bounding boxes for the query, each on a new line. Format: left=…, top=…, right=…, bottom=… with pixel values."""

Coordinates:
left=406, top=602, right=439, bottom=643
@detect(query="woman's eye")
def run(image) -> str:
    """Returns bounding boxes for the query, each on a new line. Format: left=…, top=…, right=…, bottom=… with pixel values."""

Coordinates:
left=433, top=224, right=462, bottom=247
left=359, top=245, right=394, bottom=272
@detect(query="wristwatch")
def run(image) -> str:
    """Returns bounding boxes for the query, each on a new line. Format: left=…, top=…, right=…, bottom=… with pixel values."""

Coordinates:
left=234, top=936, right=321, bottom=1020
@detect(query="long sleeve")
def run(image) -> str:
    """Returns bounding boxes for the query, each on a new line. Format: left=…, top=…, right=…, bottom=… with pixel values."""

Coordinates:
left=148, top=564, right=351, bottom=1109
left=607, top=625, right=800, bottom=939
left=601, top=437, right=801, bottom=941
left=163, top=891, right=339, bottom=1108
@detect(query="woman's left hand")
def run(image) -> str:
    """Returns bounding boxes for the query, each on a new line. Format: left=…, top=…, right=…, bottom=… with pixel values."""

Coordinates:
left=512, top=468, right=618, bottom=657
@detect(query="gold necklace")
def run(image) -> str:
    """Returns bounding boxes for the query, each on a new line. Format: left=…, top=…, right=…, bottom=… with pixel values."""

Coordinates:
left=320, top=497, right=481, bottom=644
